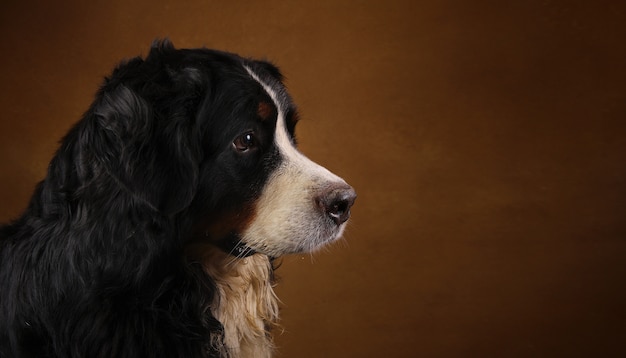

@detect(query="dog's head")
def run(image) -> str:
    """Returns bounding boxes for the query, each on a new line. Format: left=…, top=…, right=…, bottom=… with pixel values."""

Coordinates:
left=88, top=40, right=355, bottom=257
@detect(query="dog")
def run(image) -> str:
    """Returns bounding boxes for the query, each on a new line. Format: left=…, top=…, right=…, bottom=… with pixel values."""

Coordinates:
left=0, top=40, right=356, bottom=358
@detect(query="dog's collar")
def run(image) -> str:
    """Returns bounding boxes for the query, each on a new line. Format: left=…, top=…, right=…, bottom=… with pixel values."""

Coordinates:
left=215, top=233, right=257, bottom=258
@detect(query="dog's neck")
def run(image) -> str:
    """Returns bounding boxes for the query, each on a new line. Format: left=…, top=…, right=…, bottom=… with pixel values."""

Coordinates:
left=191, top=246, right=280, bottom=358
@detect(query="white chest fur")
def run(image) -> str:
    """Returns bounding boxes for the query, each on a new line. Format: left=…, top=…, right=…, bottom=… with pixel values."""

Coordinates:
left=201, top=250, right=280, bottom=358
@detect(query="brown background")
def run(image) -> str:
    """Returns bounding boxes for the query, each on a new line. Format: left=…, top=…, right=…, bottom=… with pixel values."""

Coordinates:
left=1, top=1, right=625, bottom=357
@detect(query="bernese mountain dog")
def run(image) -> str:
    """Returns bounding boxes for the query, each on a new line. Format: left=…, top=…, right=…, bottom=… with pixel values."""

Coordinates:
left=0, top=40, right=356, bottom=358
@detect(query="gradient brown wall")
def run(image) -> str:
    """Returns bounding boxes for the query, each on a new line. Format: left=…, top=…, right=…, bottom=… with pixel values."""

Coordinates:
left=1, top=1, right=625, bottom=357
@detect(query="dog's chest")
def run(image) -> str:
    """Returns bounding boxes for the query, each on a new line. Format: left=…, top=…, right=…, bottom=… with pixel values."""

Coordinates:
left=201, top=252, right=279, bottom=358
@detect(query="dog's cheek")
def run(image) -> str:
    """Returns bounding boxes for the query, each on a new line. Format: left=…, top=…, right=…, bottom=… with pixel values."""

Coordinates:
left=192, top=202, right=257, bottom=243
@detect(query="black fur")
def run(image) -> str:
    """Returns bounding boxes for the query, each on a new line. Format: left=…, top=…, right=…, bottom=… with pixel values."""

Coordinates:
left=0, top=40, right=290, bottom=357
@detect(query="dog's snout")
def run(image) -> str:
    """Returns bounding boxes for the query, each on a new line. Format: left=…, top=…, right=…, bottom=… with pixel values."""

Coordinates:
left=316, top=184, right=357, bottom=226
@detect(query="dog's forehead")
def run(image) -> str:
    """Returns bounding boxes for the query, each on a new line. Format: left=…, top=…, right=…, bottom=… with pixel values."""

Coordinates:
left=243, top=66, right=290, bottom=119
left=243, top=64, right=301, bottom=147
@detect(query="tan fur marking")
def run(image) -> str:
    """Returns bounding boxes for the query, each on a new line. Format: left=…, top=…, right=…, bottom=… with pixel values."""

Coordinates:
left=257, top=101, right=274, bottom=121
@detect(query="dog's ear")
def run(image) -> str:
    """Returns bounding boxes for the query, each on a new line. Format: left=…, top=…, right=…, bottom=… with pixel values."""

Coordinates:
left=90, top=70, right=203, bottom=216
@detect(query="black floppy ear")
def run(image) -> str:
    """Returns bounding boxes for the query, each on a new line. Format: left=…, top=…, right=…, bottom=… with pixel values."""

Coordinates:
left=91, top=76, right=202, bottom=216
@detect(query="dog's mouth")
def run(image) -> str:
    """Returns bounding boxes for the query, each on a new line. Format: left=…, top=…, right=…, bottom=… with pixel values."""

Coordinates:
left=215, top=232, right=258, bottom=258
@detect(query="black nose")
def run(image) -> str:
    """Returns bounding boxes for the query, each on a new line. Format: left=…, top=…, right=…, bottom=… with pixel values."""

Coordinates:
left=316, top=184, right=357, bottom=226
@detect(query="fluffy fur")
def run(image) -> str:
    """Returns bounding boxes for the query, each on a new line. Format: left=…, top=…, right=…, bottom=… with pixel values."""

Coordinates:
left=0, top=40, right=355, bottom=358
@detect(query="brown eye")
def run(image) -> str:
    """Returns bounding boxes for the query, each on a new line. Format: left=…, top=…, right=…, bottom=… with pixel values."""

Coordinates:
left=233, top=132, right=256, bottom=152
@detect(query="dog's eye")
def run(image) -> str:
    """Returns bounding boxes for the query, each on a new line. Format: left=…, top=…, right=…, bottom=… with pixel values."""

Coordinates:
left=233, top=132, right=256, bottom=152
